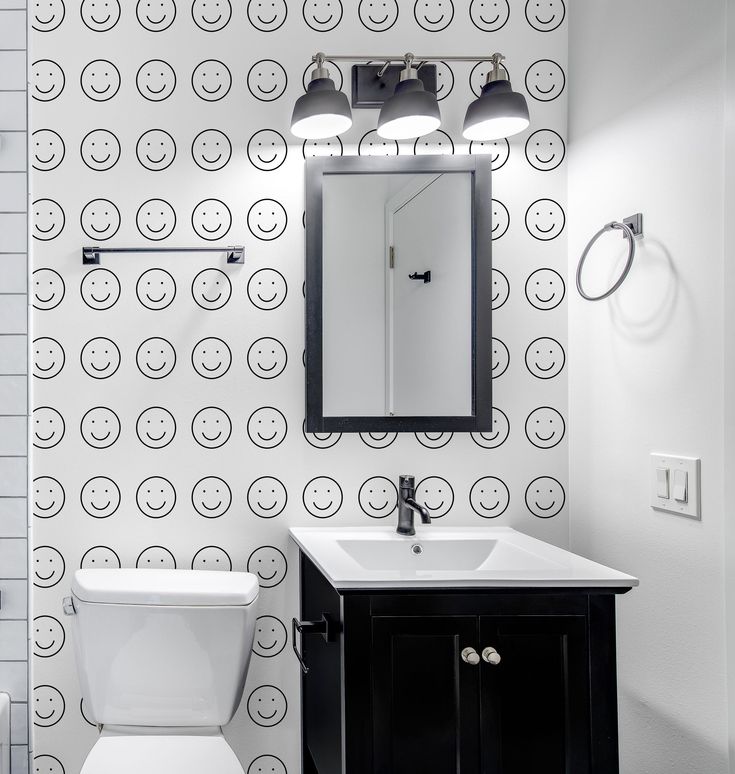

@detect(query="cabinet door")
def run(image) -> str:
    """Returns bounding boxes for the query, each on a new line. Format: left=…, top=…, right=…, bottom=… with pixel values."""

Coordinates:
left=479, top=616, right=590, bottom=774
left=372, top=616, right=481, bottom=774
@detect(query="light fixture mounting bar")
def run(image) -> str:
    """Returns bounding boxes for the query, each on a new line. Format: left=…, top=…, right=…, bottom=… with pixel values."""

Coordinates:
left=313, top=53, right=507, bottom=65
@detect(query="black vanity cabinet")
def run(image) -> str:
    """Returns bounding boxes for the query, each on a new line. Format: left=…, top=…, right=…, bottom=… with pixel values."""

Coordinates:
left=298, top=552, right=631, bottom=774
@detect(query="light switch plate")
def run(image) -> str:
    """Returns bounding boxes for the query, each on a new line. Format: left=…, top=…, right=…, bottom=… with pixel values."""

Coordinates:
left=650, top=453, right=701, bottom=520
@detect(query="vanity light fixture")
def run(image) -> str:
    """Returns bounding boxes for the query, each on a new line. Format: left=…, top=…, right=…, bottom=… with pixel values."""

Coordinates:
left=291, top=54, right=353, bottom=139
left=462, top=53, right=530, bottom=141
left=376, top=54, right=441, bottom=140
left=291, top=52, right=530, bottom=142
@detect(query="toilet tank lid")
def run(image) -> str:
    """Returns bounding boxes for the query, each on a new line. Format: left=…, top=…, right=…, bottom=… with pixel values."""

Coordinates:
left=71, top=569, right=260, bottom=606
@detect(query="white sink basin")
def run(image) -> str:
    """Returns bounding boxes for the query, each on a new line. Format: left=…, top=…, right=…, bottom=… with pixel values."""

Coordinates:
left=338, top=538, right=559, bottom=573
left=289, top=527, right=639, bottom=590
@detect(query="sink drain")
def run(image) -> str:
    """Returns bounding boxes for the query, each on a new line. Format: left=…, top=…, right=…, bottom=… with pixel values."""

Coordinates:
left=410, top=544, right=423, bottom=556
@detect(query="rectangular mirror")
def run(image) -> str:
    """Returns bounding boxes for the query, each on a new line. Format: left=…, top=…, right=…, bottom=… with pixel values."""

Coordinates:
left=305, top=156, right=492, bottom=433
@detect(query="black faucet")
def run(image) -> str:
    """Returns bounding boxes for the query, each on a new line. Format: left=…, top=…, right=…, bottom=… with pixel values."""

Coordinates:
left=397, top=475, right=431, bottom=536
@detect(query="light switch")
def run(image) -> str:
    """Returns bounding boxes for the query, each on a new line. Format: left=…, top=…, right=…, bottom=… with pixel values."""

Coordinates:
left=673, top=469, right=688, bottom=503
left=650, top=453, right=700, bottom=520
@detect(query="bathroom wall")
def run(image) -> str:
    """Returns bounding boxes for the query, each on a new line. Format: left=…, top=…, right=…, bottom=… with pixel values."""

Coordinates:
left=0, top=1, right=31, bottom=773
left=568, top=1, right=730, bottom=771
left=29, top=2, right=569, bottom=771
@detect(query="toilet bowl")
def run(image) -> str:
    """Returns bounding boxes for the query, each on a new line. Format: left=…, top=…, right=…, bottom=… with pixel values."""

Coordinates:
left=65, top=569, right=259, bottom=774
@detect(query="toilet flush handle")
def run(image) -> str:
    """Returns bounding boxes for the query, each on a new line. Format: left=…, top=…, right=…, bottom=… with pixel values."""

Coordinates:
left=62, top=597, right=76, bottom=616
left=292, top=614, right=339, bottom=675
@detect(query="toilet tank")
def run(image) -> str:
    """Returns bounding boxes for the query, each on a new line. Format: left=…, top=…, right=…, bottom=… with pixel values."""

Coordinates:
left=68, top=569, right=259, bottom=727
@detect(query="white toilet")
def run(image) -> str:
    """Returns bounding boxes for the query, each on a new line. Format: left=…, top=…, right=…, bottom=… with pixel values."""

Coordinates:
left=64, top=568, right=259, bottom=774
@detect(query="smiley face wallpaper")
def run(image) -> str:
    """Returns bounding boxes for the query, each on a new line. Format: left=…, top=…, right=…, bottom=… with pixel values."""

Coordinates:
left=23, top=1, right=568, bottom=772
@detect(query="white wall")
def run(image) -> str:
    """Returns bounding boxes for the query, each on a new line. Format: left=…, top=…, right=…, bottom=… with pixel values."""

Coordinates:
left=323, top=174, right=392, bottom=416
left=568, top=1, right=730, bottom=771
left=725, top=0, right=735, bottom=765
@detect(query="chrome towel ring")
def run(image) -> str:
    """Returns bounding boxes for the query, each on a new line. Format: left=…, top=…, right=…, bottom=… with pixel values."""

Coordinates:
left=576, top=213, right=643, bottom=301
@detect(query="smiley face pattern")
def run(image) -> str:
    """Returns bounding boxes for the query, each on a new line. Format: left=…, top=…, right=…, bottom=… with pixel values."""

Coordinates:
left=30, top=3, right=567, bottom=772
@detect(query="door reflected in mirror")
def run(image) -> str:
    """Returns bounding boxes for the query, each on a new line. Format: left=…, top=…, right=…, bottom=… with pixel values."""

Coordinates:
left=324, top=171, right=472, bottom=417
left=306, top=156, right=492, bottom=433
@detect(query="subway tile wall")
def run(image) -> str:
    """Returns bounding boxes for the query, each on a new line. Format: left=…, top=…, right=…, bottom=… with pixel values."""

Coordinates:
left=0, top=0, right=29, bottom=772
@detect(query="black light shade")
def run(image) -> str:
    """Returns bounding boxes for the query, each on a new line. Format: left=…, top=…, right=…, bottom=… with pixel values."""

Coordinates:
left=463, top=79, right=530, bottom=141
left=291, top=77, right=352, bottom=139
left=377, top=77, right=441, bottom=140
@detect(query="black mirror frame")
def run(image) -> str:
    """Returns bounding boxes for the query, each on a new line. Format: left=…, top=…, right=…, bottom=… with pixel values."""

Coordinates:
left=305, top=154, right=492, bottom=434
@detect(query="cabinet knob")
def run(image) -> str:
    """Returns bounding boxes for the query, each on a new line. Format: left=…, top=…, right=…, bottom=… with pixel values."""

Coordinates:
left=461, top=647, right=480, bottom=665
left=482, top=646, right=501, bottom=665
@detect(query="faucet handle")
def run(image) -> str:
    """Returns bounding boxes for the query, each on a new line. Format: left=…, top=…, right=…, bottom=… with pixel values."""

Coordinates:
left=399, top=474, right=416, bottom=492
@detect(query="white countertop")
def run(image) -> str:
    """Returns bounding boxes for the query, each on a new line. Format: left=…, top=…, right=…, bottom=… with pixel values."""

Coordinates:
left=289, top=526, right=639, bottom=590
